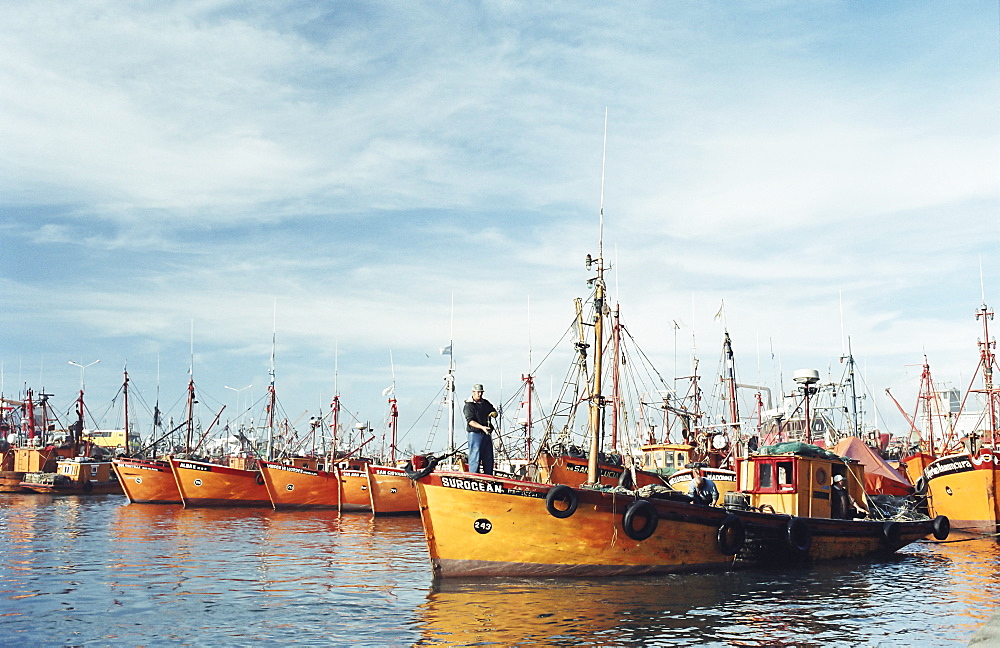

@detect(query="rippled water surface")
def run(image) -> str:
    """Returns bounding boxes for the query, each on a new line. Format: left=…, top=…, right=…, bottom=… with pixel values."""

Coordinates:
left=1, top=494, right=995, bottom=646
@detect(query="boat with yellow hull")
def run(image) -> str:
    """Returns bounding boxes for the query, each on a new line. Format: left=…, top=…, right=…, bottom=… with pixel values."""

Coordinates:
left=113, top=457, right=182, bottom=504
left=923, top=448, right=1000, bottom=534
left=366, top=463, right=419, bottom=515
left=259, top=459, right=340, bottom=509
left=169, top=457, right=271, bottom=507
left=21, top=457, right=123, bottom=495
left=411, top=443, right=949, bottom=579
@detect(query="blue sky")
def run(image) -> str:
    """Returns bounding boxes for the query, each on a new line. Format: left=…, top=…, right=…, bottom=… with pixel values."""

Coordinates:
left=2, top=1, right=998, bottom=453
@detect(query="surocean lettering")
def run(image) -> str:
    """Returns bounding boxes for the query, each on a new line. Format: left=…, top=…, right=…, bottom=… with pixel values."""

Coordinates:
left=440, top=476, right=506, bottom=494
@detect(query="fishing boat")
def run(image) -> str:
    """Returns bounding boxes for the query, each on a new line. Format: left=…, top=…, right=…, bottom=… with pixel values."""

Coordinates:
left=366, top=392, right=419, bottom=515
left=260, top=456, right=340, bottom=509
left=339, top=455, right=374, bottom=512
left=113, top=369, right=186, bottom=504
left=170, top=455, right=271, bottom=507
left=410, top=146, right=946, bottom=577
left=0, top=391, right=71, bottom=492
left=917, top=303, right=1000, bottom=534
left=21, top=456, right=123, bottom=495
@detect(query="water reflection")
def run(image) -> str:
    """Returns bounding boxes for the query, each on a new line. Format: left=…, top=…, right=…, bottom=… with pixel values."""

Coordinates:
left=417, top=540, right=1000, bottom=647
left=2, top=493, right=996, bottom=646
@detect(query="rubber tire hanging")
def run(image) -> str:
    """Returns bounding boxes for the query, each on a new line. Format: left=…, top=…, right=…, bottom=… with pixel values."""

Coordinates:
left=545, top=485, right=579, bottom=519
left=622, top=499, right=658, bottom=541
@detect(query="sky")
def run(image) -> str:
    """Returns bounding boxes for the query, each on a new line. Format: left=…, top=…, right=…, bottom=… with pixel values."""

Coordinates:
left=2, top=1, right=999, bottom=454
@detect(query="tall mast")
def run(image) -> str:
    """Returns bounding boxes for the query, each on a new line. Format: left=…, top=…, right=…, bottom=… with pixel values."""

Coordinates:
left=610, top=304, right=622, bottom=451
left=446, top=293, right=456, bottom=457
left=976, top=303, right=998, bottom=445
left=187, top=321, right=194, bottom=453
left=723, top=329, right=739, bottom=460
left=123, top=366, right=130, bottom=455
left=267, top=302, right=277, bottom=461
left=586, top=110, right=608, bottom=486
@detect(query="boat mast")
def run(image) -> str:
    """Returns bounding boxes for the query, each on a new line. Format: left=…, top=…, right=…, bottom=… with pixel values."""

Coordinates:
left=267, top=306, right=276, bottom=461
left=123, top=366, right=130, bottom=455
left=843, top=339, right=860, bottom=439
left=586, top=110, right=608, bottom=486
left=446, top=293, right=456, bottom=458
left=610, top=304, right=622, bottom=452
left=723, top=329, right=739, bottom=459
left=185, top=375, right=195, bottom=453
left=976, top=303, right=998, bottom=446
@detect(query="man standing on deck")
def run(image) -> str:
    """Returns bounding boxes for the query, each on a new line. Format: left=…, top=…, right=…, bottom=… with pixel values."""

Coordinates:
left=464, top=384, right=497, bottom=475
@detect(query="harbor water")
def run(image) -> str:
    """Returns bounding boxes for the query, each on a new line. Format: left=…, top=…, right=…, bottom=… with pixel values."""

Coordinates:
left=0, top=494, right=996, bottom=647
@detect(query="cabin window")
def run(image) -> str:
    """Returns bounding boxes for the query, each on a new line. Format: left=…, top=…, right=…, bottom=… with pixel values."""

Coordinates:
left=758, top=462, right=773, bottom=489
left=778, top=461, right=795, bottom=490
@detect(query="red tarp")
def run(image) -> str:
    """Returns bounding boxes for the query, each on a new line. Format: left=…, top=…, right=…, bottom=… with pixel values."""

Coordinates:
left=832, top=437, right=914, bottom=496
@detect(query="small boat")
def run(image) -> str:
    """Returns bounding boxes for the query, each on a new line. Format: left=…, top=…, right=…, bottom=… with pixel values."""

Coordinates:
left=21, top=456, right=123, bottom=495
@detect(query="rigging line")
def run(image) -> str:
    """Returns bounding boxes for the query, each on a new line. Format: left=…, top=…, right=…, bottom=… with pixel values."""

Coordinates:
left=401, top=383, right=447, bottom=436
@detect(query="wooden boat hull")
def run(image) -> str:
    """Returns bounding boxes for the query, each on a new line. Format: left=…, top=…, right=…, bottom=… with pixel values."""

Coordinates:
left=366, top=464, right=419, bottom=515
left=19, top=480, right=123, bottom=495
left=259, top=460, right=339, bottom=509
left=416, top=470, right=742, bottom=578
left=414, top=469, right=943, bottom=579
left=339, top=468, right=373, bottom=512
left=924, top=449, right=1000, bottom=533
left=0, top=471, right=28, bottom=492
left=170, top=458, right=271, bottom=507
left=113, top=458, right=182, bottom=504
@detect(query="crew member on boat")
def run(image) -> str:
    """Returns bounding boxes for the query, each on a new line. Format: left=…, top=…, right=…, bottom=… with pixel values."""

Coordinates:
left=464, top=383, right=497, bottom=475
left=831, top=474, right=869, bottom=519
left=688, top=467, right=719, bottom=506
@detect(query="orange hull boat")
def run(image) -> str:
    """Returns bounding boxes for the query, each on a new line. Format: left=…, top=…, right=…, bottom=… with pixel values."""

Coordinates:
left=113, top=457, right=182, bottom=504
left=924, top=448, right=1000, bottom=534
left=170, top=458, right=271, bottom=507
left=366, top=463, right=419, bottom=515
left=339, top=463, right=372, bottom=512
left=259, top=460, right=340, bottom=509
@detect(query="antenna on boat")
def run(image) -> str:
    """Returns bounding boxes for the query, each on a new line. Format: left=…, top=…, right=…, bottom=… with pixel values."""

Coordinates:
left=267, top=299, right=277, bottom=461
left=981, top=255, right=987, bottom=307
left=599, top=107, right=607, bottom=264
left=586, top=110, right=609, bottom=485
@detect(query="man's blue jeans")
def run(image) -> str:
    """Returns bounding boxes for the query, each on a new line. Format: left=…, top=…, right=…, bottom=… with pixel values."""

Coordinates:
left=467, top=431, right=494, bottom=475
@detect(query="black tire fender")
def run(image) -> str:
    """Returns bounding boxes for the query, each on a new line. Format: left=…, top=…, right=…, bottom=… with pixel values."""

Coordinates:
left=255, top=473, right=265, bottom=486
left=82, top=480, right=93, bottom=494
left=932, top=515, right=950, bottom=541
left=785, top=516, right=812, bottom=555
left=914, top=476, right=928, bottom=496
left=545, top=484, right=579, bottom=519
left=623, top=499, right=658, bottom=541
left=716, top=513, right=746, bottom=555
left=882, top=521, right=902, bottom=548
left=403, top=455, right=440, bottom=481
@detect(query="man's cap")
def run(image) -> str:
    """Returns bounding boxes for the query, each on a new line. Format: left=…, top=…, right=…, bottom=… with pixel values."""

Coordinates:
left=472, top=384, right=484, bottom=392
left=833, top=474, right=844, bottom=483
